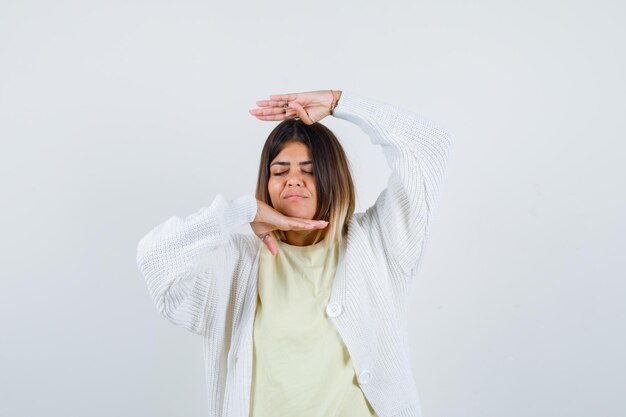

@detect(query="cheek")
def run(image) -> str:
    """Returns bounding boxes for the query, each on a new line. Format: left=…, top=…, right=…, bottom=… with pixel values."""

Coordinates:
left=309, top=188, right=317, bottom=205
left=267, top=181, right=281, bottom=200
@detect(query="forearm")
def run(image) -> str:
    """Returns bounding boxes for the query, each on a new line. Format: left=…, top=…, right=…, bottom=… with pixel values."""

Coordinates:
left=136, top=194, right=257, bottom=314
left=332, top=90, right=342, bottom=107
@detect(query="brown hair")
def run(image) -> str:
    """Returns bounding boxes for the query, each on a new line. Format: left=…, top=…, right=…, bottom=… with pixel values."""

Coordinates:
left=255, top=118, right=356, bottom=249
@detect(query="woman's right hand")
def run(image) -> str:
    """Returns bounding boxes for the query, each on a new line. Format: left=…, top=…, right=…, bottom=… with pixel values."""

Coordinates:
left=249, top=200, right=328, bottom=256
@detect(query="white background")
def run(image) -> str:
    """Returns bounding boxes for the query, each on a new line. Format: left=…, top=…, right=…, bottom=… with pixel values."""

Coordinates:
left=1, top=1, right=624, bottom=416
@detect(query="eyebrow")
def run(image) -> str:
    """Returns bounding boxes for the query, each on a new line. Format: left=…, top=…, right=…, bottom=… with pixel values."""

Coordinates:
left=270, top=160, right=314, bottom=168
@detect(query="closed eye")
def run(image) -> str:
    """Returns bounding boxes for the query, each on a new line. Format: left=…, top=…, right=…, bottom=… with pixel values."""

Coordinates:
left=273, top=170, right=314, bottom=176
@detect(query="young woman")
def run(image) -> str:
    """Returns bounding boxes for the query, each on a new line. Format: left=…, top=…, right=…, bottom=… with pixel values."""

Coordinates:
left=136, top=89, right=453, bottom=417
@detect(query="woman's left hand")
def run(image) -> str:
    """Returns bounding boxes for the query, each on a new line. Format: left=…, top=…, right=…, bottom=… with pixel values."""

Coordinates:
left=249, top=90, right=341, bottom=125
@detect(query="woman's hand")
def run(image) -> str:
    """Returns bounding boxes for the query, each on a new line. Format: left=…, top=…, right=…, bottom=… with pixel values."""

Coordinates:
left=250, top=200, right=328, bottom=256
left=249, top=90, right=341, bottom=125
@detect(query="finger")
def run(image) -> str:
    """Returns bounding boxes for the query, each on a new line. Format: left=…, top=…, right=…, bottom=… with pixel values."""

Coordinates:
left=252, top=113, right=293, bottom=121
left=285, top=219, right=328, bottom=230
left=290, top=217, right=329, bottom=225
left=256, top=99, right=291, bottom=107
left=283, top=219, right=310, bottom=230
left=284, top=109, right=298, bottom=119
left=265, top=235, right=279, bottom=256
left=249, top=107, right=293, bottom=116
left=268, top=94, right=299, bottom=102
left=288, top=101, right=313, bottom=124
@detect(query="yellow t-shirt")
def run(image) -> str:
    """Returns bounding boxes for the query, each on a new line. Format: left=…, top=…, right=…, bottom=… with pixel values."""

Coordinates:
left=249, top=238, right=378, bottom=417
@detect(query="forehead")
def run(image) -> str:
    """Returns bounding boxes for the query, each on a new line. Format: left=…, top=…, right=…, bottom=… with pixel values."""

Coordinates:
left=271, top=141, right=311, bottom=161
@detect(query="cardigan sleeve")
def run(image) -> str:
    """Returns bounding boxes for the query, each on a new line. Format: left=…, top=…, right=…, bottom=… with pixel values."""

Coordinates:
left=332, top=91, right=453, bottom=278
left=136, top=193, right=258, bottom=335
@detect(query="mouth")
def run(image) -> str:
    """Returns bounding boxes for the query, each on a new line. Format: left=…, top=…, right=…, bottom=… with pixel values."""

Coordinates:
left=285, top=195, right=306, bottom=200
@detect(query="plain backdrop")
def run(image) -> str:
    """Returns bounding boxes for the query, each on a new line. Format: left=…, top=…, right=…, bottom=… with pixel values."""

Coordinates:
left=1, top=1, right=624, bottom=416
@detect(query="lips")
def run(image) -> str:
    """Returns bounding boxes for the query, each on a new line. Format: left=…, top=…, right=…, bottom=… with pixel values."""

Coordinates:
left=285, top=194, right=306, bottom=199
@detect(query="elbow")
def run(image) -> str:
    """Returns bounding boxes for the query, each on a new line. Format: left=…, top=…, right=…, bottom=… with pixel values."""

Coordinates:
left=440, top=128, right=454, bottom=155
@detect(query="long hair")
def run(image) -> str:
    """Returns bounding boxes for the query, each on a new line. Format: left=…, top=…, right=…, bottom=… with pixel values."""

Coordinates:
left=255, top=118, right=355, bottom=249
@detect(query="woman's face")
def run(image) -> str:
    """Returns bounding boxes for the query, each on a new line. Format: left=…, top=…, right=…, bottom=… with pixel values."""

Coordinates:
left=268, top=141, right=317, bottom=220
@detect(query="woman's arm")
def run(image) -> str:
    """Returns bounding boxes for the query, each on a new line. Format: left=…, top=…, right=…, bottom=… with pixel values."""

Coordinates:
left=136, top=194, right=258, bottom=335
left=332, top=91, right=454, bottom=279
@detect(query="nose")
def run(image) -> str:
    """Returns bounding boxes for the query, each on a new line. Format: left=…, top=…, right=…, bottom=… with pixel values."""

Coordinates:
left=286, top=172, right=304, bottom=186
left=287, top=179, right=302, bottom=187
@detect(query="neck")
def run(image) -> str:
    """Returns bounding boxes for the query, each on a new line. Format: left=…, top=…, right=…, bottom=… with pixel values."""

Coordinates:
left=283, top=229, right=325, bottom=246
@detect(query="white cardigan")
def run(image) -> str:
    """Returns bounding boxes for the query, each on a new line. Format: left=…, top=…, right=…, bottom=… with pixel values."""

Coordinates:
left=136, top=90, right=454, bottom=417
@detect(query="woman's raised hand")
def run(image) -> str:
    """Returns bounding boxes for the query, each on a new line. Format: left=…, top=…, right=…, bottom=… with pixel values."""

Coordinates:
left=250, top=200, right=328, bottom=256
left=248, top=90, right=341, bottom=125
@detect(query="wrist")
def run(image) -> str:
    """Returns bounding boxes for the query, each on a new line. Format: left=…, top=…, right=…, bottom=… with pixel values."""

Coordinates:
left=329, top=90, right=342, bottom=115
left=251, top=199, right=260, bottom=223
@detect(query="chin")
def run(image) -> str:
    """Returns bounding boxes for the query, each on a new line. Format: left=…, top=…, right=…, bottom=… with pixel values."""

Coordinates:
left=280, top=206, right=314, bottom=219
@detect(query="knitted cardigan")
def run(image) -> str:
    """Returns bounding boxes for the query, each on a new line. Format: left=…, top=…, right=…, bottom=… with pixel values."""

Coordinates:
left=136, top=90, right=454, bottom=417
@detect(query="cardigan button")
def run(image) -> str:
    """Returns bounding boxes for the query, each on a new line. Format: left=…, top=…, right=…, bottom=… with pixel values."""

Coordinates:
left=357, top=370, right=371, bottom=385
left=326, top=302, right=342, bottom=317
